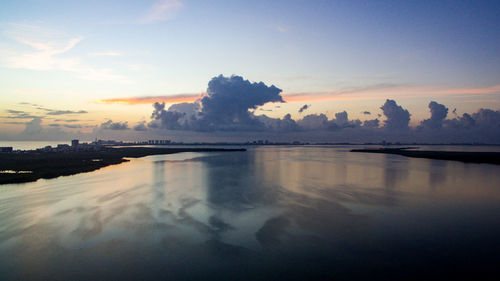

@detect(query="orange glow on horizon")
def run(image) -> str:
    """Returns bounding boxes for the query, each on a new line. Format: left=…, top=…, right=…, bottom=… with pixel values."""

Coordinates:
left=95, top=93, right=204, bottom=105
left=94, top=85, right=500, bottom=105
left=282, top=84, right=500, bottom=103
left=431, top=85, right=500, bottom=95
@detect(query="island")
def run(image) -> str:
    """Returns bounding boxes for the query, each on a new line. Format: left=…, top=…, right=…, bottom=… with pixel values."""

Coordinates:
left=0, top=147, right=246, bottom=185
left=351, top=148, right=500, bottom=165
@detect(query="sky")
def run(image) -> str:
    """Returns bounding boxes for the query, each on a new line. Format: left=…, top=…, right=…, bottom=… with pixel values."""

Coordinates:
left=0, top=0, right=499, bottom=142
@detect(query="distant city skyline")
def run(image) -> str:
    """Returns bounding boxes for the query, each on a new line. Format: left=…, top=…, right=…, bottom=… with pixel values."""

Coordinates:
left=1, top=0, right=499, bottom=142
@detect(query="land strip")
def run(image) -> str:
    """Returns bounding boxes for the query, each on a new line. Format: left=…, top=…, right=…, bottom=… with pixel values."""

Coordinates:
left=351, top=148, right=500, bottom=165
left=0, top=147, right=246, bottom=185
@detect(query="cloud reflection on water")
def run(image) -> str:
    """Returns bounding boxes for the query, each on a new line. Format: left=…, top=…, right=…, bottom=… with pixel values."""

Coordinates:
left=1, top=146, right=500, bottom=280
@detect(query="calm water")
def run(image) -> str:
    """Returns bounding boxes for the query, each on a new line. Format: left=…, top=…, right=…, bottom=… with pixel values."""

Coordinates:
left=1, top=146, right=499, bottom=280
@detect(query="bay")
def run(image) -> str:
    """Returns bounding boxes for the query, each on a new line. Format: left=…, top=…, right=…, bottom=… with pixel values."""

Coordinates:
left=1, top=146, right=499, bottom=280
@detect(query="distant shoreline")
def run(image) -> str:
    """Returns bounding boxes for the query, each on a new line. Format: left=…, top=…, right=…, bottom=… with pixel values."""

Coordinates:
left=0, top=147, right=246, bottom=185
left=351, top=148, right=500, bottom=165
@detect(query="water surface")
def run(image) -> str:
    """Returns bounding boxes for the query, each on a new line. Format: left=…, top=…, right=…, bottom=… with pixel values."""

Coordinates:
left=1, top=146, right=499, bottom=280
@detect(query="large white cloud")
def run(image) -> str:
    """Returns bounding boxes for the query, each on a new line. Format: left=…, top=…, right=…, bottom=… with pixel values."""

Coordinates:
left=147, top=75, right=500, bottom=144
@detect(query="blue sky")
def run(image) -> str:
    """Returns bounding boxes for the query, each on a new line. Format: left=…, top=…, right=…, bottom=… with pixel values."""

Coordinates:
left=0, top=0, right=499, bottom=140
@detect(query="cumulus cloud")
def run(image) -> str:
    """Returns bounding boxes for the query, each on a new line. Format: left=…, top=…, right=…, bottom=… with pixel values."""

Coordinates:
left=147, top=76, right=378, bottom=133
left=363, top=119, right=380, bottom=128
left=380, top=99, right=410, bottom=130
left=14, top=117, right=75, bottom=140
left=150, top=75, right=284, bottom=131
left=444, top=113, right=475, bottom=130
left=22, top=118, right=44, bottom=136
left=100, top=120, right=129, bottom=130
left=413, top=108, right=500, bottom=143
left=143, top=76, right=500, bottom=143
left=257, top=114, right=299, bottom=131
left=298, top=104, right=310, bottom=113
left=335, top=111, right=348, bottom=125
left=199, top=75, right=284, bottom=130
left=133, top=121, right=148, bottom=131
left=414, top=102, right=499, bottom=142
left=471, top=109, right=500, bottom=128
left=150, top=102, right=187, bottom=130
left=328, top=111, right=361, bottom=130
left=419, top=101, right=448, bottom=129
left=168, top=102, right=200, bottom=116
left=296, top=114, right=328, bottom=130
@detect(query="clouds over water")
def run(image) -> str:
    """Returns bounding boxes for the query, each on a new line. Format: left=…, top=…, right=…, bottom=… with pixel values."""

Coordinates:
left=419, top=101, right=448, bottom=129
left=380, top=99, right=411, bottom=130
left=100, top=120, right=129, bottom=130
left=5, top=75, right=500, bottom=143
left=150, top=75, right=284, bottom=131
left=149, top=75, right=391, bottom=133
left=147, top=75, right=500, bottom=143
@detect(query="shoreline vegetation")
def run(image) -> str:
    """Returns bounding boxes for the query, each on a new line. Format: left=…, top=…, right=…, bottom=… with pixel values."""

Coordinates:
left=0, top=147, right=245, bottom=185
left=351, top=148, right=500, bottom=165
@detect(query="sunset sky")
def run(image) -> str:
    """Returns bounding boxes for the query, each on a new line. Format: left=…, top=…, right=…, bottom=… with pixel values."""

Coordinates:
left=1, top=0, right=499, bottom=141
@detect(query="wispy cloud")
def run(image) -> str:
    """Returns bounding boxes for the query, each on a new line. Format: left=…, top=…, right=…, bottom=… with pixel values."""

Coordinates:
left=430, top=85, right=500, bottom=95
left=139, top=0, right=183, bottom=24
left=1, top=24, right=129, bottom=83
left=272, top=24, right=289, bottom=33
left=1, top=106, right=88, bottom=123
left=49, top=123, right=84, bottom=129
left=18, top=101, right=39, bottom=106
left=46, top=110, right=87, bottom=116
left=5, top=35, right=83, bottom=71
left=283, top=84, right=500, bottom=102
left=54, top=119, right=81, bottom=122
left=282, top=84, right=406, bottom=102
left=126, top=63, right=155, bottom=71
left=95, top=93, right=203, bottom=104
left=15, top=89, right=44, bottom=95
left=462, top=99, right=499, bottom=103
left=2, top=109, right=41, bottom=119
left=1, top=121, right=26, bottom=125
left=93, top=84, right=500, bottom=106
left=89, top=51, right=123, bottom=57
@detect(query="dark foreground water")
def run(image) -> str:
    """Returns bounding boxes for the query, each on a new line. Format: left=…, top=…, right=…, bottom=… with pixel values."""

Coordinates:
left=1, top=146, right=499, bottom=280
